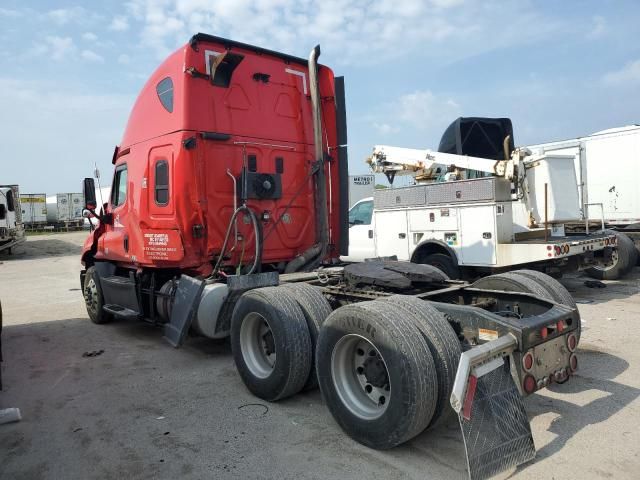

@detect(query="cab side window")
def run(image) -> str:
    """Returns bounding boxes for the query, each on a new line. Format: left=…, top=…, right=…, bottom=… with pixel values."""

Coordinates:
left=111, top=165, right=128, bottom=207
left=349, top=200, right=373, bottom=226
left=155, top=160, right=169, bottom=206
left=6, top=190, right=15, bottom=212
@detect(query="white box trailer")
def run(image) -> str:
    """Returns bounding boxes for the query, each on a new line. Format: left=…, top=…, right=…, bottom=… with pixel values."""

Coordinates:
left=528, top=125, right=640, bottom=275
left=528, top=125, right=640, bottom=226
left=20, top=193, right=47, bottom=224
left=46, top=193, right=84, bottom=225
left=348, top=174, right=375, bottom=208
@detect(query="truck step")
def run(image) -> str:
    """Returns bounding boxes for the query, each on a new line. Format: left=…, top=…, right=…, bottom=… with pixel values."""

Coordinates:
left=459, top=362, right=535, bottom=480
left=103, top=304, right=139, bottom=319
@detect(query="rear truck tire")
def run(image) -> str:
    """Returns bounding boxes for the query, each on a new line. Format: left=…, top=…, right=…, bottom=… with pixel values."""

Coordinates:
left=385, top=295, right=461, bottom=429
left=585, top=232, right=638, bottom=280
left=316, top=300, right=438, bottom=449
left=279, top=283, right=332, bottom=391
left=230, top=287, right=312, bottom=402
left=472, top=271, right=582, bottom=343
left=512, top=269, right=577, bottom=309
left=419, top=253, right=459, bottom=280
left=83, top=266, right=111, bottom=324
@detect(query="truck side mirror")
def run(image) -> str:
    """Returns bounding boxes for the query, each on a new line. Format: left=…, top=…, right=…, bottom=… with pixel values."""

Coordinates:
left=83, top=178, right=97, bottom=210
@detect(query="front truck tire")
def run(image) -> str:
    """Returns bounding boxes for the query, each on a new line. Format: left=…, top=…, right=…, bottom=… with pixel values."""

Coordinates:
left=585, top=232, right=638, bottom=280
left=316, top=300, right=438, bottom=449
left=83, top=266, right=112, bottom=324
left=279, top=283, right=332, bottom=391
left=472, top=270, right=581, bottom=343
left=230, top=287, right=312, bottom=402
left=386, top=295, right=461, bottom=428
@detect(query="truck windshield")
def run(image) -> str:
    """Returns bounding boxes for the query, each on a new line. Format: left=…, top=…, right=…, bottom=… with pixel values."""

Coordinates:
left=349, top=200, right=373, bottom=225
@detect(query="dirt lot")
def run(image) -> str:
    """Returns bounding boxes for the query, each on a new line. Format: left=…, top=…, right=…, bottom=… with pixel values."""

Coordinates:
left=1, top=232, right=639, bottom=479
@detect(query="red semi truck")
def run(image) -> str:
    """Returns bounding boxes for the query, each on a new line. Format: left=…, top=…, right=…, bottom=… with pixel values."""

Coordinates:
left=81, top=34, right=582, bottom=480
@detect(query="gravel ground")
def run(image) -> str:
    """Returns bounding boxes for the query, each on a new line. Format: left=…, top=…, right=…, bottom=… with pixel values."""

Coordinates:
left=0, top=232, right=639, bottom=479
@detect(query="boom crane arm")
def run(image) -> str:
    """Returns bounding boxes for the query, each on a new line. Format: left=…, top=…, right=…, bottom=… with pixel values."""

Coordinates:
left=366, top=145, right=516, bottom=183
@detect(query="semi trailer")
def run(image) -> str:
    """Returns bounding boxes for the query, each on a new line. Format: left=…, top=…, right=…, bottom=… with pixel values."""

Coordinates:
left=80, top=34, right=583, bottom=480
left=20, top=193, right=47, bottom=227
left=343, top=118, right=624, bottom=279
left=0, top=185, right=25, bottom=254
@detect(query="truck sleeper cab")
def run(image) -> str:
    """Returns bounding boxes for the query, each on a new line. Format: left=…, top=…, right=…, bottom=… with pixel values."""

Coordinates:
left=80, top=35, right=581, bottom=480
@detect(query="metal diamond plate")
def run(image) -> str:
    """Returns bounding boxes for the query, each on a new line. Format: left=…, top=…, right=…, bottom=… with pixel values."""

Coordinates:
left=374, top=185, right=427, bottom=209
left=459, top=362, right=535, bottom=480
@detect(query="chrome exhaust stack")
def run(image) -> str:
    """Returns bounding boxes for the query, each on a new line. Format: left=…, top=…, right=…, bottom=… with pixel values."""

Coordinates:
left=308, top=45, right=329, bottom=263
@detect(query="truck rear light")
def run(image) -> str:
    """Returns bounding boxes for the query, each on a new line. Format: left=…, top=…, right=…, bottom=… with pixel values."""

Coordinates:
left=523, top=375, right=536, bottom=394
left=462, top=375, right=478, bottom=420
left=569, top=354, right=578, bottom=372
left=567, top=333, right=577, bottom=352
left=554, top=245, right=561, bottom=255
left=546, top=245, right=552, bottom=251
left=522, top=351, right=534, bottom=371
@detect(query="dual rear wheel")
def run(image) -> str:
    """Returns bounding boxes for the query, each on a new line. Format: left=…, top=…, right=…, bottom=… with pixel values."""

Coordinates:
left=230, top=285, right=460, bottom=449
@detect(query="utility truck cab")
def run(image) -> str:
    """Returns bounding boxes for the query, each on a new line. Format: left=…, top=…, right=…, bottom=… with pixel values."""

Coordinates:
left=0, top=185, right=25, bottom=253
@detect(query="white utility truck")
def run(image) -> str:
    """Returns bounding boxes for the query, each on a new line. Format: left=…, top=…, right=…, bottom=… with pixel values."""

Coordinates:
left=528, top=125, right=640, bottom=278
left=344, top=118, right=624, bottom=279
left=0, top=185, right=25, bottom=254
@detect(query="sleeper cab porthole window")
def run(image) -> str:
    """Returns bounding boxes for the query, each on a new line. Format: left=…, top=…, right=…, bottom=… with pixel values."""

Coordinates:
left=156, top=77, right=173, bottom=113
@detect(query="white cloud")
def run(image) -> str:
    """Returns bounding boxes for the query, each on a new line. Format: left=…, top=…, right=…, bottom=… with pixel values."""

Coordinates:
left=34, top=36, right=76, bottom=61
left=109, top=15, right=130, bottom=31
left=0, top=8, right=22, bottom=18
left=0, top=77, right=134, bottom=192
left=588, top=15, right=606, bottom=39
left=117, top=54, right=131, bottom=64
left=82, top=32, right=98, bottom=42
left=373, top=123, right=400, bottom=135
left=365, top=89, right=461, bottom=144
left=603, top=60, right=640, bottom=86
left=121, top=0, right=562, bottom=64
left=81, top=49, right=104, bottom=63
left=46, top=7, right=85, bottom=25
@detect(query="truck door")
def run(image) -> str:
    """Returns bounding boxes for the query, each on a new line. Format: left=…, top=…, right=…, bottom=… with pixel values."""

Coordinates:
left=375, top=209, right=410, bottom=260
left=101, top=163, right=130, bottom=262
left=342, top=199, right=375, bottom=262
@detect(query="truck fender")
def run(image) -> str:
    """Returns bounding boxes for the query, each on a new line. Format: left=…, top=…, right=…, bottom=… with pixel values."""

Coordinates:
left=410, top=239, right=458, bottom=265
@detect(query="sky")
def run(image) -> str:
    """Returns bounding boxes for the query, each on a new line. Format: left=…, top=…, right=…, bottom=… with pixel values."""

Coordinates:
left=1, top=0, right=639, bottom=194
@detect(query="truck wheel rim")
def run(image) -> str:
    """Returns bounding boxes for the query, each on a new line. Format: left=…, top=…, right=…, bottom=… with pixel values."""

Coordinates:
left=331, top=334, right=390, bottom=420
left=84, top=278, right=99, bottom=316
left=240, top=312, right=276, bottom=379
left=592, top=249, right=619, bottom=272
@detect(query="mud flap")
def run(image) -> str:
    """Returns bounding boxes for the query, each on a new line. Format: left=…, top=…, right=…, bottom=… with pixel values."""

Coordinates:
left=163, top=275, right=205, bottom=347
left=459, top=361, right=535, bottom=480
left=450, top=335, right=535, bottom=480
